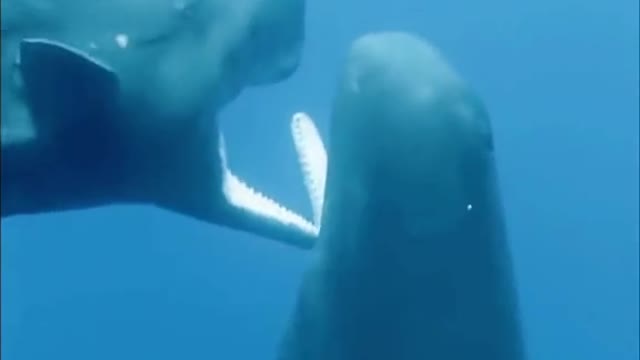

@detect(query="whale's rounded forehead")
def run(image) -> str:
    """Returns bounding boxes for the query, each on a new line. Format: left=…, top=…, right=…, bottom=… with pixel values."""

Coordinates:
left=327, top=33, right=497, bottom=235
left=345, top=32, right=464, bottom=96
left=335, top=32, right=493, bottom=157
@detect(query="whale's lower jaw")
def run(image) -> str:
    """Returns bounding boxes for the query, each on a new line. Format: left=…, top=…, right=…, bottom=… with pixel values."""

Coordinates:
left=278, top=32, right=525, bottom=359
left=1, top=129, right=317, bottom=250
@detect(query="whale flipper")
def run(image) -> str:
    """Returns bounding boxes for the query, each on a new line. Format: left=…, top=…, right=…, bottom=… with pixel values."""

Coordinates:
left=2, top=39, right=127, bottom=216
left=20, top=39, right=119, bottom=146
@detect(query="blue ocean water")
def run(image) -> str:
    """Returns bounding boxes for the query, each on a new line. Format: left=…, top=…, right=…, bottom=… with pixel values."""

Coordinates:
left=1, top=0, right=638, bottom=359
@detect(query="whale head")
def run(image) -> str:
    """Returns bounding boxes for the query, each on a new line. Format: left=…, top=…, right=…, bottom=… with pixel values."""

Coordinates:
left=1, top=0, right=305, bottom=146
left=323, top=32, right=497, bottom=243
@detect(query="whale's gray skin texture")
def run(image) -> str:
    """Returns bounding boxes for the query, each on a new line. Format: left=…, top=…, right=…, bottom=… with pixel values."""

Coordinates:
left=278, top=32, right=526, bottom=359
left=1, top=0, right=318, bottom=248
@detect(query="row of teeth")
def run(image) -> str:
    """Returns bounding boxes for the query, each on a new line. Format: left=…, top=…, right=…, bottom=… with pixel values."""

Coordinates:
left=291, top=112, right=327, bottom=228
left=223, top=169, right=318, bottom=236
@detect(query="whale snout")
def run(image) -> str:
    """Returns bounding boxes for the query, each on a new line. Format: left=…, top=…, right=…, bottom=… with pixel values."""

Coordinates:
left=326, top=32, right=496, bottom=230
left=332, top=32, right=492, bottom=171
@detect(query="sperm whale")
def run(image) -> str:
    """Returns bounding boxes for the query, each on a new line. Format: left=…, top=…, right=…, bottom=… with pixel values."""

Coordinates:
left=278, top=32, right=526, bottom=359
left=1, top=0, right=318, bottom=248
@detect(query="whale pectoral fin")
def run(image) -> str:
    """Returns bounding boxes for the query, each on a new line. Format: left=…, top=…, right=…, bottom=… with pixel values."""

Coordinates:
left=19, top=38, right=119, bottom=144
left=290, top=112, right=327, bottom=228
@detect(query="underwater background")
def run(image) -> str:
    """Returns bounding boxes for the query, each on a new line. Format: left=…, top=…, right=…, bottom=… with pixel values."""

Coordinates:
left=1, top=0, right=638, bottom=359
